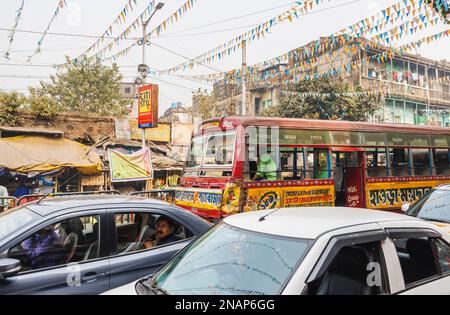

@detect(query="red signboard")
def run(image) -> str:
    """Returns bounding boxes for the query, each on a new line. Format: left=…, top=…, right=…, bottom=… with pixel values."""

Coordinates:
left=138, top=84, right=159, bottom=129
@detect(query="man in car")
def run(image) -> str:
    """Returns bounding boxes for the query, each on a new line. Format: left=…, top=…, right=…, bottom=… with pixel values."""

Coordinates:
left=143, top=217, right=180, bottom=249
left=22, top=225, right=64, bottom=270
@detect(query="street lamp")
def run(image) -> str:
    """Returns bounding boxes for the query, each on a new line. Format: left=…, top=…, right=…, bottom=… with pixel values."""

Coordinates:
left=137, top=2, right=164, bottom=148
left=139, top=2, right=165, bottom=78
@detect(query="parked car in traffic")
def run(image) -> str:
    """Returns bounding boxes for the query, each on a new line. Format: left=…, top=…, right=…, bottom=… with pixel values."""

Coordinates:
left=403, top=184, right=450, bottom=234
left=105, top=207, right=450, bottom=295
left=0, top=196, right=211, bottom=295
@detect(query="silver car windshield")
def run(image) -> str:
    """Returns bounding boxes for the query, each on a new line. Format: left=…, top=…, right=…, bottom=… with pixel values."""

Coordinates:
left=153, top=222, right=311, bottom=295
left=0, top=207, right=38, bottom=240
left=407, top=189, right=450, bottom=224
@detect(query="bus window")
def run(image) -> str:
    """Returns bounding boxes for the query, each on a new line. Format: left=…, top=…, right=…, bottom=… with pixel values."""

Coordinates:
left=434, top=149, right=450, bottom=175
left=365, top=149, right=389, bottom=178
left=203, top=132, right=236, bottom=166
left=391, top=148, right=411, bottom=177
left=411, top=149, right=432, bottom=176
left=280, top=149, right=305, bottom=180
left=186, top=136, right=206, bottom=168
left=305, top=149, right=331, bottom=180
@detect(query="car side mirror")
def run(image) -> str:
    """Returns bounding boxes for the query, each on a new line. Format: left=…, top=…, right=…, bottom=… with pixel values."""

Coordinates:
left=0, top=258, right=21, bottom=280
left=401, top=203, right=411, bottom=213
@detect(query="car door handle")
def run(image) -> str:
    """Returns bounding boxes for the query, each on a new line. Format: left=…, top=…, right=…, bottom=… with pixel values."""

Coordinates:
left=81, top=272, right=107, bottom=283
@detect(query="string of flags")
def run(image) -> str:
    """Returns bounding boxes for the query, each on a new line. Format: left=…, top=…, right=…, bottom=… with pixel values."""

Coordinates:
left=27, top=0, right=69, bottom=63
left=203, top=0, right=439, bottom=79
left=193, top=0, right=426, bottom=73
left=4, top=0, right=27, bottom=60
left=162, top=0, right=332, bottom=74
left=240, top=0, right=426, bottom=75
left=287, top=4, right=439, bottom=73
left=101, top=0, right=197, bottom=63
left=75, top=0, right=156, bottom=62
left=167, top=27, right=450, bottom=86
left=251, top=28, right=450, bottom=84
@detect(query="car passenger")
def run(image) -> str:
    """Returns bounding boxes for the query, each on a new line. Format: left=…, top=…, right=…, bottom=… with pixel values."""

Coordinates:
left=143, top=217, right=180, bottom=249
left=21, top=225, right=64, bottom=270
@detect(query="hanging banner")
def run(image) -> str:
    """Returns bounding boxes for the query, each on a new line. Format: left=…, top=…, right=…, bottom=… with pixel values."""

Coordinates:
left=138, top=84, right=159, bottom=129
left=108, top=148, right=154, bottom=182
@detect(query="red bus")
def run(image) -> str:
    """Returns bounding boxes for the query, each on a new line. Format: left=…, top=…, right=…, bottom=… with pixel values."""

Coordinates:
left=174, top=117, right=450, bottom=220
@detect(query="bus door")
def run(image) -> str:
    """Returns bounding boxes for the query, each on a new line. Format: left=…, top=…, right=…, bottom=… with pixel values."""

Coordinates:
left=337, top=150, right=366, bottom=208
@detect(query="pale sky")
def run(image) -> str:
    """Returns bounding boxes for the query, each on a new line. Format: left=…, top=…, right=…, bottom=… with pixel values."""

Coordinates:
left=0, top=0, right=449, bottom=115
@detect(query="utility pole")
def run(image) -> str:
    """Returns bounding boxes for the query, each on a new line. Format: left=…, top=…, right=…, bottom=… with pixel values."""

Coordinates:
left=241, top=40, right=247, bottom=116
left=138, top=2, right=165, bottom=148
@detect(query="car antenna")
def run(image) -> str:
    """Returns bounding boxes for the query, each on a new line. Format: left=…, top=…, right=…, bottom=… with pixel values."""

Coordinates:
left=37, top=193, right=54, bottom=205
left=259, top=206, right=283, bottom=222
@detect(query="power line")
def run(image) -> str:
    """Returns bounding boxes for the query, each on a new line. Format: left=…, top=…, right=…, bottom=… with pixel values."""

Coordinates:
left=150, top=41, right=224, bottom=73
left=162, top=1, right=298, bottom=35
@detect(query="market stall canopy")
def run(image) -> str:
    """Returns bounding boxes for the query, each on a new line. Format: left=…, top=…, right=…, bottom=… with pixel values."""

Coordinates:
left=0, top=136, right=102, bottom=175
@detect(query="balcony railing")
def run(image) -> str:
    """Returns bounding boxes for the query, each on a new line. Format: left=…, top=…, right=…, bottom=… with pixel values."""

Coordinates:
left=361, top=77, right=450, bottom=105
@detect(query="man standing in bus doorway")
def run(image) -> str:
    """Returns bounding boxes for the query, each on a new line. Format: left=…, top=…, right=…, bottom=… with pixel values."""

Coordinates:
left=253, top=154, right=278, bottom=181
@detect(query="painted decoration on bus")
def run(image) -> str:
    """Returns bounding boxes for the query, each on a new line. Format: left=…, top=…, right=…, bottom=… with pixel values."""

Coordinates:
left=284, top=186, right=335, bottom=207
left=366, top=180, right=450, bottom=209
left=175, top=188, right=223, bottom=211
left=244, top=185, right=335, bottom=212
left=221, top=184, right=241, bottom=216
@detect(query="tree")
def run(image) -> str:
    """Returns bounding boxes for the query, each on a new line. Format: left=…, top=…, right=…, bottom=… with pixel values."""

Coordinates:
left=192, top=89, right=220, bottom=120
left=28, top=88, right=59, bottom=124
left=0, top=91, right=26, bottom=126
left=34, top=57, right=128, bottom=117
left=263, top=78, right=383, bottom=121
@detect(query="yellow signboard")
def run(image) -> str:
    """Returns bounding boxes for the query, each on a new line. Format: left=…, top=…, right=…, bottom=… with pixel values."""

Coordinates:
left=130, top=120, right=171, bottom=143
left=366, top=180, right=450, bottom=209
left=244, top=185, right=335, bottom=212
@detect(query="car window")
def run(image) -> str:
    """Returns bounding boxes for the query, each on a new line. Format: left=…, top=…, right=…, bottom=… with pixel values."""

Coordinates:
left=307, top=241, right=387, bottom=295
left=114, top=212, right=193, bottom=255
left=432, top=238, right=450, bottom=275
left=392, top=237, right=440, bottom=287
left=8, top=215, right=101, bottom=273
left=0, top=207, right=39, bottom=240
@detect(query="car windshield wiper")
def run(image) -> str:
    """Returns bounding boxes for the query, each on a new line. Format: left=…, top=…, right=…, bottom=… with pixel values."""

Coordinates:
left=136, top=278, right=169, bottom=295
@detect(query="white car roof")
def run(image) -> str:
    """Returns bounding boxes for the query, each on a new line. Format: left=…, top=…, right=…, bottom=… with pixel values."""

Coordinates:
left=224, top=207, right=424, bottom=239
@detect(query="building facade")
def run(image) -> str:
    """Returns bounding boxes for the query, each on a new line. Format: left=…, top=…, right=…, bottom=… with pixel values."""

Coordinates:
left=213, top=37, right=450, bottom=126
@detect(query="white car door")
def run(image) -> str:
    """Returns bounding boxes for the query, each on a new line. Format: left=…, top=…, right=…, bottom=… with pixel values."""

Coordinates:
left=379, top=222, right=450, bottom=295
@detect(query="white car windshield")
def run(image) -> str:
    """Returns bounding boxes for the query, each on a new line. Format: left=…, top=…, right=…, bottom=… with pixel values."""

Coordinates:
left=152, top=223, right=311, bottom=295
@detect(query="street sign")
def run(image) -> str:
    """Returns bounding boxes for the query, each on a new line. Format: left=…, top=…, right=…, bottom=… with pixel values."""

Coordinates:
left=138, top=84, right=159, bottom=129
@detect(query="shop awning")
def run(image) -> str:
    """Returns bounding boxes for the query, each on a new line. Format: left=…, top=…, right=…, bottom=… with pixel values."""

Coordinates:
left=0, top=136, right=102, bottom=175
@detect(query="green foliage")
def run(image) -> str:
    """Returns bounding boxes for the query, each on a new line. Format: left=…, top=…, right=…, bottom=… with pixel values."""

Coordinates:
left=28, top=88, right=59, bottom=123
left=192, top=89, right=219, bottom=120
left=0, top=91, right=26, bottom=126
left=34, top=57, right=128, bottom=117
left=263, top=78, right=383, bottom=122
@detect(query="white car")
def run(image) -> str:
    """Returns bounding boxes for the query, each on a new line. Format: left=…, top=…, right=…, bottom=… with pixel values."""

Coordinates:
left=104, top=207, right=450, bottom=295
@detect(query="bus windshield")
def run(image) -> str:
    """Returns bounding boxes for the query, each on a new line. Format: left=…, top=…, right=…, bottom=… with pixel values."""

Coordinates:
left=185, top=132, right=236, bottom=170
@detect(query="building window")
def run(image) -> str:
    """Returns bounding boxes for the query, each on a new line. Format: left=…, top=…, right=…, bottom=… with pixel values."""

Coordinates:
left=125, top=87, right=131, bottom=94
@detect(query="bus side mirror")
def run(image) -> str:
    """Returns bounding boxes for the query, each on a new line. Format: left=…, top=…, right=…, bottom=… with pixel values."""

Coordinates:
left=0, top=258, right=21, bottom=280
left=401, top=203, right=411, bottom=213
